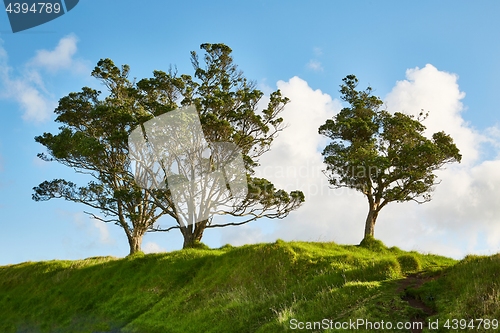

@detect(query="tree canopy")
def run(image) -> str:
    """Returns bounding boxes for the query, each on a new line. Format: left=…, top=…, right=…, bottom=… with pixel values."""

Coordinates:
left=136, top=43, right=304, bottom=247
left=319, top=75, right=462, bottom=241
left=33, top=63, right=169, bottom=254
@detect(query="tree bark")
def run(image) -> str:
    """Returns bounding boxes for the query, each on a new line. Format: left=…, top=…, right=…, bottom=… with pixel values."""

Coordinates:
left=127, top=233, right=144, bottom=255
left=181, top=219, right=207, bottom=249
left=182, top=231, right=203, bottom=249
left=364, top=205, right=379, bottom=239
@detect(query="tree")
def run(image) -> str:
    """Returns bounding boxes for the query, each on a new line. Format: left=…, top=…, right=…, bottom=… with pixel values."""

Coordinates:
left=318, top=75, right=462, bottom=242
left=33, top=60, right=172, bottom=255
left=34, top=43, right=305, bottom=251
left=135, top=43, right=305, bottom=248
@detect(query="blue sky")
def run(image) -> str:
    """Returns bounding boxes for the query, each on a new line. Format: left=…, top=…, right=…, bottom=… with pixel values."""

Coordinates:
left=1, top=1, right=500, bottom=265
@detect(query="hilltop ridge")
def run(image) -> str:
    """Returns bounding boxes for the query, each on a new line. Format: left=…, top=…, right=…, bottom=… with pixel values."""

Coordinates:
left=0, top=240, right=498, bottom=332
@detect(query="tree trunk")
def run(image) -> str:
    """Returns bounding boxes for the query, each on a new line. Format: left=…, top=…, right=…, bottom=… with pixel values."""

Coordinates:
left=181, top=219, right=207, bottom=249
left=182, top=231, right=203, bottom=249
left=127, top=233, right=144, bottom=255
left=364, top=205, right=379, bottom=239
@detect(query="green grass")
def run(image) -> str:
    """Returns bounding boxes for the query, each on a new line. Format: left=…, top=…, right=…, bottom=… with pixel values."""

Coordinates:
left=412, top=253, right=500, bottom=332
left=0, top=239, right=496, bottom=332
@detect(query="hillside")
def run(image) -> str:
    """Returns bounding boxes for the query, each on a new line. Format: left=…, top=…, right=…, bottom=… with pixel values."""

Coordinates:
left=0, top=239, right=498, bottom=333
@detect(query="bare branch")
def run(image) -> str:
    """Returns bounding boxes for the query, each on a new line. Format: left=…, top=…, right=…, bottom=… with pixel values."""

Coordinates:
left=84, top=211, right=119, bottom=224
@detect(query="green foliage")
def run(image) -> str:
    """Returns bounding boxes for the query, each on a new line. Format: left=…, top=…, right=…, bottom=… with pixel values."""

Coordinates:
left=0, top=241, right=460, bottom=333
left=32, top=59, right=169, bottom=255
left=185, top=43, right=288, bottom=168
left=319, top=75, right=462, bottom=197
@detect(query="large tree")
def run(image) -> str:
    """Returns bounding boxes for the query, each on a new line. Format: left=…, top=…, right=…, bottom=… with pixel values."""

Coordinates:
left=318, top=75, right=461, bottom=241
left=33, top=60, right=172, bottom=255
left=135, top=43, right=305, bottom=248
left=34, top=44, right=304, bottom=251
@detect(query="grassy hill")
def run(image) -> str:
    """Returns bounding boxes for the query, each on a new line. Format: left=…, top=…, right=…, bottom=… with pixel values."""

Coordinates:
left=0, top=239, right=499, bottom=333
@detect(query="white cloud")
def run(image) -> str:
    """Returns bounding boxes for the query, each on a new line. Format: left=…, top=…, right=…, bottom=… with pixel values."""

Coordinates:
left=380, top=65, right=500, bottom=258
left=143, top=241, right=166, bottom=253
left=0, top=35, right=86, bottom=123
left=307, top=60, right=323, bottom=72
left=0, top=41, right=52, bottom=123
left=6, top=77, right=56, bottom=123
left=233, top=77, right=367, bottom=246
left=385, top=64, right=481, bottom=165
left=29, top=34, right=86, bottom=73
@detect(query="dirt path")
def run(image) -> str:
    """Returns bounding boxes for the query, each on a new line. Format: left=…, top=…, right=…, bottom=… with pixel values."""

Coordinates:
left=397, top=272, right=437, bottom=333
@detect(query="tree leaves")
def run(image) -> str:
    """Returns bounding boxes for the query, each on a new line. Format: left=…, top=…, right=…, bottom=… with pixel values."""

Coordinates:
left=33, top=59, right=168, bottom=254
left=319, top=75, right=462, bottom=207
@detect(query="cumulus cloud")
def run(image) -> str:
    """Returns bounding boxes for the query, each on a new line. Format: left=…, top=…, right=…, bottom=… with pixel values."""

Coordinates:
left=385, top=64, right=481, bottom=165
left=222, top=77, right=368, bottom=247
left=0, top=35, right=86, bottom=123
left=380, top=65, right=500, bottom=258
left=220, top=66, right=500, bottom=259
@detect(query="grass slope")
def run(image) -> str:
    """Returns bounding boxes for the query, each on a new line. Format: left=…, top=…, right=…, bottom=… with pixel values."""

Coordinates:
left=0, top=239, right=497, bottom=332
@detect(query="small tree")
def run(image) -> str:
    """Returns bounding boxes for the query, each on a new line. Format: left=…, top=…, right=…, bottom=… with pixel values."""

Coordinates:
left=33, top=60, right=171, bottom=255
left=319, top=75, right=461, bottom=242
